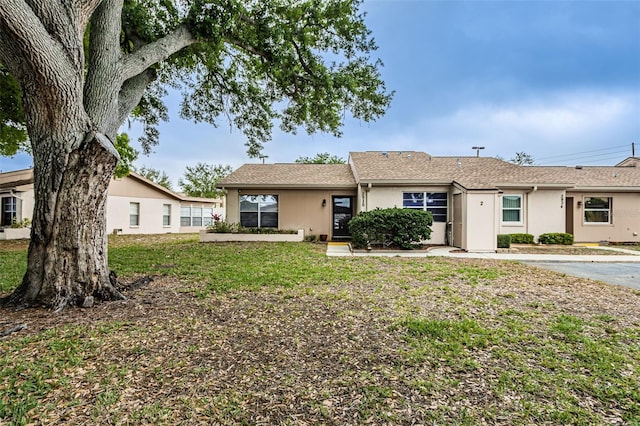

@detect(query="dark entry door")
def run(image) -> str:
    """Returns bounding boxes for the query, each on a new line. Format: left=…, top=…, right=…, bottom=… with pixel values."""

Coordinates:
left=565, top=197, right=574, bottom=235
left=332, top=196, right=353, bottom=239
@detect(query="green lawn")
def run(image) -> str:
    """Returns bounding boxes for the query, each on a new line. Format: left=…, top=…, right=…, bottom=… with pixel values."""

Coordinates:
left=1, top=235, right=639, bottom=425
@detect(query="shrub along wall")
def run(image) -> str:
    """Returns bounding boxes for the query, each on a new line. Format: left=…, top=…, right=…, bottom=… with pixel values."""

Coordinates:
left=509, top=233, right=535, bottom=244
left=348, top=208, right=433, bottom=250
left=538, top=233, right=574, bottom=245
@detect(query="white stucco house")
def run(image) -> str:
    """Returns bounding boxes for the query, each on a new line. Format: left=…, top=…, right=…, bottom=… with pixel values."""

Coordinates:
left=217, top=151, right=640, bottom=252
left=0, top=168, right=224, bottom=239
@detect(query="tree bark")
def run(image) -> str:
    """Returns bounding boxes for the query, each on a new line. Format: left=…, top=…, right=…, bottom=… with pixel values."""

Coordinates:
left=8, top=132, right=123, bottom=311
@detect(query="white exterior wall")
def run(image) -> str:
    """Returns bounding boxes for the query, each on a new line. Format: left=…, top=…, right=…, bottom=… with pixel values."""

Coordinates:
left=363, top=185, right=449, bottom=245
left=19, top=188, right=35, bottom=222
left=465, top=192, right=497, bottom=252
left=107, top=196, right=181, bottom=235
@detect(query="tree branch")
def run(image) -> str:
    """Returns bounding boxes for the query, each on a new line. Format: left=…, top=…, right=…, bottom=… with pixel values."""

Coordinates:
left=117, top=69, right=156, bottom=126
left=84, top=0, right=124, bottom=136
left=120, top=24, right=197, bottom=83
left=0, top=0, right=77, bottom=85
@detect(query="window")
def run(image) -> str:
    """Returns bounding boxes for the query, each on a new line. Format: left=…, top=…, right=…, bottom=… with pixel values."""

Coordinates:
left=584, top=197, right=611, bottom=224
left=129, top=202, right=140, bottom=226
left=402, top=192, right=448, bottom=222
left=502, top=195, right=522, bottom=223
left=180, top=205, right=213, bottom=227
left=163, top=204, right=171, bottom=226
left=1, top=196, right=17, bottom=226
left=180, top=207, right=191, bottom=226
left=240, top=195, right=278, bottom=228
left=203, top=208, right=213, bottom=226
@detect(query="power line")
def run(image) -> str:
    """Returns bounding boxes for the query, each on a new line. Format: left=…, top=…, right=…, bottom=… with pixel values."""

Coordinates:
left=540, top=148, right=630, bottom=165
left=535, top=143, right=630, bottom=162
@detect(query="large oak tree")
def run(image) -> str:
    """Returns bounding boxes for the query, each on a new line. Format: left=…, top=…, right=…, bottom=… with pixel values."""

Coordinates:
left=0, top=0, right=391, bottom=311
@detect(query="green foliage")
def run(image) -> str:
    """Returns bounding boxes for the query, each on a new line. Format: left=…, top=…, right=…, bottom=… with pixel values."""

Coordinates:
left=348, top=208, right=432, bottom=250
left=113, top=133, right=139, bottom=178
left=0, top=63, right=28, bottom=156
left=134, top=165, right=173, bottom=190
left=497, top=234, right=511, bottom=248
left=179, top=0, right=393, bottom=156
left=206, top=219, right=297, bottom=234
left=538, top=233, right=574, bottom=245
left=178, top=163, right=232, bottom=198
left=295, top=152, right=346, bottom=164
left=207, top=219, right=240, bottom=233
left=2, top=0, right=392, bottom=159
left=510, top=233, right=535, bottom=244
left=510, top=152, right=535, bottom=165
left=10, top=217, right=31, bottom=229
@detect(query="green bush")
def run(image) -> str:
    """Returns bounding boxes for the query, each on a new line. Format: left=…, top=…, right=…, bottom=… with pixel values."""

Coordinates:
left=509, top=233, right=535, bottom=244
left=538, top=233, right=574, bottom=245
left=348, top=208, right=432, bottom=250
left=497, top=234, right=511, bottom=249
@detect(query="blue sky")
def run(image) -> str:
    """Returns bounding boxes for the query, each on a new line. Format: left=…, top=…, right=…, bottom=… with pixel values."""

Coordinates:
left=2, top=0, right=639, bottom=186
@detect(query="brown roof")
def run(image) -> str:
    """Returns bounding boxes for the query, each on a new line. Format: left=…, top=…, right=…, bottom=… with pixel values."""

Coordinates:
left=526, top=166, right=640, bottom=189
left=216, top=151, right=640, bottom=191
left=218, top=164, right=356, bottom=188
left=349, top=151, right=562, bottom=189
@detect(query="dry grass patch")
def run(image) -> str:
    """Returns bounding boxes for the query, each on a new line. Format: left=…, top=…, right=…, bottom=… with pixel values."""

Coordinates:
left=1, top=238, right=639, bottom=425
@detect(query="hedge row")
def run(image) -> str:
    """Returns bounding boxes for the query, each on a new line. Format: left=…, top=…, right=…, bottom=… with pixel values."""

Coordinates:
left=497, top=232, right=574, bottom=248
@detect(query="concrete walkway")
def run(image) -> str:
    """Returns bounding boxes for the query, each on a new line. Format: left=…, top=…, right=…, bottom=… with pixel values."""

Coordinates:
left=326, top=242, right=640, bottom=262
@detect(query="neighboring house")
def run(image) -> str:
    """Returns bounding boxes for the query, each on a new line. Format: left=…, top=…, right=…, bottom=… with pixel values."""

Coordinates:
left=0, top=169, right=224, bottom=239
left=218, top=151, right=640, bottom=252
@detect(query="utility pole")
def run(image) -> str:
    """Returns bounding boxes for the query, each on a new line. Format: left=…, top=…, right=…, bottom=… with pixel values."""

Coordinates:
left=472, top=146, right=485, bottom=157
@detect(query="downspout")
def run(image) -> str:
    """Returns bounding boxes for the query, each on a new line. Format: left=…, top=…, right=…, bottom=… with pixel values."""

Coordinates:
left=524, top=186, right=537, bottom=234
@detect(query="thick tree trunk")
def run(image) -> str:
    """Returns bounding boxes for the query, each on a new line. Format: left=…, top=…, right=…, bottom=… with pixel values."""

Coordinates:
left=7, top=134, right=123, bottom=311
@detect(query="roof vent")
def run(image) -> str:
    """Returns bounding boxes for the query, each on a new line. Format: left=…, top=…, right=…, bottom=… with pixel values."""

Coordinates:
left=575, top=165, right=583, bottom=169
left=381, top=152, right=388, bottom=157
left=457, top=158, right=462, bottom=167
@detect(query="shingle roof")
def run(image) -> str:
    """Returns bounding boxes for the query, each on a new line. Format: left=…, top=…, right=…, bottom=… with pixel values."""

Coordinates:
left=217, top=152, right=640, bottom=191
left=349, top=151, right=640, bottom=189
left=218, top=164, right=357, bottom=188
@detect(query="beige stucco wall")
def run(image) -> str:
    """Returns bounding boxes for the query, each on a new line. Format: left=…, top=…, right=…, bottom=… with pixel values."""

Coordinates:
left=362, top=186, right=451, bottom=244
left=498, top=189, right=566, bottom=238
left=465, top=192, right=497, bottom=252
left=107, top=196, right=181, bottom=235
left=108, top=175, right=174, bottom=198
left=526, top=190, right=566, bottom=238
left=568, top=192, right=640, bottom=243
left=225, top=188, right=356, bottom=238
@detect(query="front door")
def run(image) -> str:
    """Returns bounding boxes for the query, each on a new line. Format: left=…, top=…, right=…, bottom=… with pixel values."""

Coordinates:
left=565, top=197, right=574, bottom=235
left=332, top=196, right=353, bottom=239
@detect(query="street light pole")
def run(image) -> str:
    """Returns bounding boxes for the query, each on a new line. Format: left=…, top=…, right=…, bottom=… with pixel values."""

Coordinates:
left=472, top=146, right=485, bottom=157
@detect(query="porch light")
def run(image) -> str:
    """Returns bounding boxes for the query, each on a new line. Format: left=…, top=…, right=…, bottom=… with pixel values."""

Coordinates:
left=577, top=201, right=582, bottom=208
left=322, top=199, right=327, bottom=207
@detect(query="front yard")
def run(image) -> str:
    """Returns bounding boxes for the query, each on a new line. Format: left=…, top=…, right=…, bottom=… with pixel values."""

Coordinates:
left=1, top=235, right=639, bottom=425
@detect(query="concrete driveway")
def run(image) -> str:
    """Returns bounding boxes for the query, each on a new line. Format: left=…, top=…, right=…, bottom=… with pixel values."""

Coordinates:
left=524, top=262, right=640, bottom=290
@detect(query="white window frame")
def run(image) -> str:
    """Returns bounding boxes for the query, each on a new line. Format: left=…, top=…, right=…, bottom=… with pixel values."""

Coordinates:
left=162, top=204, right=171, bottom=227
left=239, top=195, right=279, bottom=228
left=129, top=202, right=140, bottom=227
left=583, top=197, right=612, bottom=224
left=1, top=196, right=17, bottom=227
left=402, top=192, right=448, bottom=223
left=501, top=194, right=523, bottom=224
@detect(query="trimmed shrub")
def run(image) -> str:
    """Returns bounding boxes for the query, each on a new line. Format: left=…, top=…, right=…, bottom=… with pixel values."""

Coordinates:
left=538, top=233, right=574, bottom=245
left=497, top=234, right=511, bottom=249
left=348, top=208, right=433, bottom=250
left=509, top=233, right=535, bottom=244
